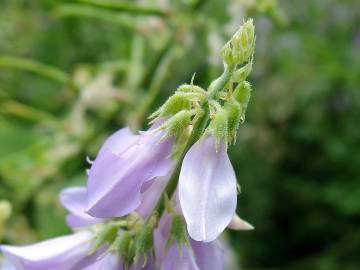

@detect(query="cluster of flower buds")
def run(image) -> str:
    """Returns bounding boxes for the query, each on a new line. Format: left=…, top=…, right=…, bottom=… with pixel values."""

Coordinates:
left=1, top=19, right=256, bottom=270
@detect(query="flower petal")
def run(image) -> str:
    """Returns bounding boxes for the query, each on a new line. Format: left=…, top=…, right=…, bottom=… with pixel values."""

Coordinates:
left=59, top=187, right=103, bottom=228
left=81, top=253, right=123, bottom=270
left=179, top=136, right=237, bottom=242
left=87, top=129, right=173, bottom=218
left=136, top=176, right=170, bottom=219
left=227, top=214, right=254, bottom=230
left=161, top=244, right=199, bottom=270
left=191, top=240, right=224, bottom=270
left=1, top=231, right=92, bottom=270
left=98, top=127, right=139, bottom=157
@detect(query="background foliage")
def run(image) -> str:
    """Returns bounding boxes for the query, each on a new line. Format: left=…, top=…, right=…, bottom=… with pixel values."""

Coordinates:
left=0, top=0, right=359, bottom=269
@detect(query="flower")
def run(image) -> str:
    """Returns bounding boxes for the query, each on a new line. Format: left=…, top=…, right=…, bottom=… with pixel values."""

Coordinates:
left=178, top=135, right=237, bottom=242
left=1, top=231, right=95, bottom=270
left=1, top=187, right=121, bottom=270
left=154, top=212, right=225, bottom=270
left=59, top=187, right=104, bottom=229
left=86, top=125, right=174, bottom=218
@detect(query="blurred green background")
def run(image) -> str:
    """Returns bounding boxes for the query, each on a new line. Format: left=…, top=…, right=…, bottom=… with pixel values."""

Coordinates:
left=0, top=0, right=359, bottom=269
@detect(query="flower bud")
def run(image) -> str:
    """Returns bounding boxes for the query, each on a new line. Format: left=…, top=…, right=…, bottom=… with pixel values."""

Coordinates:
left=232, top=60, right=253, bottom=83
left=233, top=81, right=252, bottom=120
left=159, top=110, right=195, bottom=139
left=224, top=100, right=242, bottom=144
left=222, top=19, right=255, bottom=66
left=149, top=92, right=192, bottom=121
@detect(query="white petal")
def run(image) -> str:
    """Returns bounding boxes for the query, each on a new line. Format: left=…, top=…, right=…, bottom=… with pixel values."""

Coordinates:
left=179, top=136, right=237, bottom=242
left=227, top=214, right=254, bottom=230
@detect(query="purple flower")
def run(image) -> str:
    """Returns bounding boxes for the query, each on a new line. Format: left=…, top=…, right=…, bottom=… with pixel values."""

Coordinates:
left=154, top=213, right=224, bottom=270
left=59, top=186, right=104, bottom=229
left=81, top=253, right=123, bottom=270
left=1, top=231, right=94, bottom=270
left=86, top=126, right=174, bottom=218
left=1, top=187, right=127, bottom=270
left=161, top=244, right=199, bottom=270
left=135, top=175, right=170, bottom=219
left=178, top=135, right=237, bottom=242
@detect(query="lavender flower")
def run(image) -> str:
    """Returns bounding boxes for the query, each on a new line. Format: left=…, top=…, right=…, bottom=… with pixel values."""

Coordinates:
left=1, top=187, right=121, bottom=270
left=1, top=231, right=94, bottom=270
left=59, top=187, right=104, bottom=229
left=154, top=212, right=225, bottom=269
left=178, top=135, right=237, bottom=242
left=86, top=125, right=174, bottom=218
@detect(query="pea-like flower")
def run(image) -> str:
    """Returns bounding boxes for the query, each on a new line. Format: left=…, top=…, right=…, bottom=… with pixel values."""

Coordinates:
left=86, top=125, right=174, bottom=218
left=1, top=230, right=97, bottom=270
left=179, top=135, right=238, bottom=242
left=154, top=212, right=224, bottom=270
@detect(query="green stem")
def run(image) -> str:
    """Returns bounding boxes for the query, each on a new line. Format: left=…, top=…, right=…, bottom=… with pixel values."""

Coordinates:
left=207, top=64, right=234, bottom=99
left=0, top=100, right=59, bottom=127
left=152, top=65, right=235, bottom=217
left=0, top=56, right=71, bottom=85
left=79, top=0, right=171, bottom=17
left=54, top=4, right=142, bottom=31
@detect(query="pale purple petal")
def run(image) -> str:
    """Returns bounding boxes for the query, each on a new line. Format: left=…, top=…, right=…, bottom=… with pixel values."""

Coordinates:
left=154, top=213, right=173, bottom=264
left=1, top=231, right=92, bottom=270
left=136, top=176, right=170, bottom=219
left=161, top=244, right=199, bottom=270
left=82, top=253, right=123, bottom=270
left=87, top=128, right=173, bottom=218
left=98, top=127, right=139, bottom=157
left=59, top=187, right=104, bottom=228
left=179, top=136, right=237, bottom=242
left=191, top=240, right=224, bottom=270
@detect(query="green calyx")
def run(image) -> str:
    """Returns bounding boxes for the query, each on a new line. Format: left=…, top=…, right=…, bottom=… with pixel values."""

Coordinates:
left=224, top=99, right=242, bottom=144
left=206, top=103, right=229, bottom=148
left=167, top=214, right=189, bottom=248
left=91, top=223, right=119, bottom=253
left=234, top=81, right=252, bottom=120
left=133, top=213, right=157, bottom=265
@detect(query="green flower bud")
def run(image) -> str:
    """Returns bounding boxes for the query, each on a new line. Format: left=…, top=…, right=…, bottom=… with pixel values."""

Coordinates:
left=224, top=100, right=242, bottom=144
left=149, top=92, right=192, bottom=121
left=159, top=110, right=195, bottom=139
left=233, top=81, right=252, bottom=120
left=177, top=84, right=206, bottom=96
left=222, top=19, right=255, bottom=66
left=232, top=60, right=253, bottom=83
